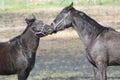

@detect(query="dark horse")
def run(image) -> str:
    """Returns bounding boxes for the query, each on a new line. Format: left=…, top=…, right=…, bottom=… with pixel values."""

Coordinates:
left=0, top=16, right=53, bottom=80
left=51, top=3, right=119, bottom=80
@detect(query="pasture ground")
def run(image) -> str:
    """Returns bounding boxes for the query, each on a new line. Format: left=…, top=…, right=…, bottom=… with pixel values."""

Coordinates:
left=0, top=5, right=120, bottom=80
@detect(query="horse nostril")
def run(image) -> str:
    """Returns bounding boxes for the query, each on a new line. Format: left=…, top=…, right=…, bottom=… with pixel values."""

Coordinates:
left=50, top=23, right=52, bottom=26
left=44, top=32, right=47, bottom=34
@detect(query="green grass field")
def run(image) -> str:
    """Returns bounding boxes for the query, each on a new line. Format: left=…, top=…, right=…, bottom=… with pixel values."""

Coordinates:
left=0, top=0, right=120, bottom=12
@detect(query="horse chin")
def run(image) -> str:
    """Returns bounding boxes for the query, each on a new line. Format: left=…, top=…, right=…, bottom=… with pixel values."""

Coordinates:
left=53, top=30, right=57, bottom=33
left=56, top=26, right=65, bottom=31
left=35, top=32, right=47, bottom=37
left=36, top=33, right=46, bottom=37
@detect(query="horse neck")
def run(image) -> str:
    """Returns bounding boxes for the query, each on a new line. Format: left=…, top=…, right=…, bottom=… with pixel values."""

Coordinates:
left=19, top=28, right=39, bottom=51
left=72, top=14, right=104, bottom=47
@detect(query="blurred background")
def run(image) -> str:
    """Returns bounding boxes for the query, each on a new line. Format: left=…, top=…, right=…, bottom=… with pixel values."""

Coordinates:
left=0, top=0, right=120, bottom=80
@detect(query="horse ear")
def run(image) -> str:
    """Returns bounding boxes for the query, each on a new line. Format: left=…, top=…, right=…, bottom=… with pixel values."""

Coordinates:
left=69, top=2, right=73, bottom=7
left=25, top=18, right=36, bottom=26
left=67, top=2, right=73, bottom=11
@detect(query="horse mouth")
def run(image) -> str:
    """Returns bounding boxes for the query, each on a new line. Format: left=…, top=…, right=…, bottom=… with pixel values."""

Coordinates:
left=35, top=31, right=47, bottom=37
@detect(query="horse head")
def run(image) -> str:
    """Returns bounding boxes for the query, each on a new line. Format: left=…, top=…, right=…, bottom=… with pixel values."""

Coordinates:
left=25, top=15, right=54, bottom=37
left=51, top=2, right=74, bottom=32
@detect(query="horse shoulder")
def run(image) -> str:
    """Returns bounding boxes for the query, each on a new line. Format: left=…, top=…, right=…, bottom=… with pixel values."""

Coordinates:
left=87, top=32, right=109, bottom=64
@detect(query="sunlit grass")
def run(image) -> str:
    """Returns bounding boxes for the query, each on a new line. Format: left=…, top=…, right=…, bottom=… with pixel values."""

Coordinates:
left=0, top=0, right=73, bottom=12
left=27, top=71, right=93, bottom=80
left=0, top=0, right=120, bottom=12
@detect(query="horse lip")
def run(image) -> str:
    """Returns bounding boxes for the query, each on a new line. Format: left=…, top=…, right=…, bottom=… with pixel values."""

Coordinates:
left=35, top=31, right=47, bottom=37
left=35, top=31, right=43, bottom=35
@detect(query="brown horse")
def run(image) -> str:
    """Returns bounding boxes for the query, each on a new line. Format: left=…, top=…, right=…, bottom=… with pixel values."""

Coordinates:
left=51, top=3, right=120, bottom=80
left=0, top=16, right=53, bottom=80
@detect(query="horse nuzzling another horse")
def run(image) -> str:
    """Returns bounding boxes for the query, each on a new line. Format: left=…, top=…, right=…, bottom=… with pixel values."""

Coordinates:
left=0, top=15, right=53, bottom=80
left=51, top=3, right=120, bottom=80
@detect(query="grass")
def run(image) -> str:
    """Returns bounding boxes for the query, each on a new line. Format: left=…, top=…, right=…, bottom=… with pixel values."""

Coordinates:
left=97, top=0, right=120, bottom=5
left=77, top=0, right=120, bottom=5
left=27, top=71, right=93, bottom=80
left=0, top=0, right=73, bottom=12
left=0, top=0, right=120, bottom=12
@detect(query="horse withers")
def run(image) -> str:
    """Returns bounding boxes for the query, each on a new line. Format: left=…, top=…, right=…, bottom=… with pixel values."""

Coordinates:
left=0, top=16, right=53, bottom=80
left=51, top=3, right=120, bottom=80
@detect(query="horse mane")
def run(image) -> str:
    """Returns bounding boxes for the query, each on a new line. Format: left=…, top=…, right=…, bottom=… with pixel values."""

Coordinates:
left=80, top=12, right=116, bottom=32
left=9, top=25, right=29, bottom=42
left=9, top=35, right=21, bottom=42
left=9, top=18, right=36, bottom=43
left=72, top=9, right=115, bottom=38
left=22, top=25, right=29, bottom=35
left=78, top=11, right=108, bottom=30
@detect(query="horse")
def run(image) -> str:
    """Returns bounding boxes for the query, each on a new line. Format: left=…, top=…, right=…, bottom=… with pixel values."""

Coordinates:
left=51, top=3, right=120, bottom=80
left=0, top=16, right=53, bottom=80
